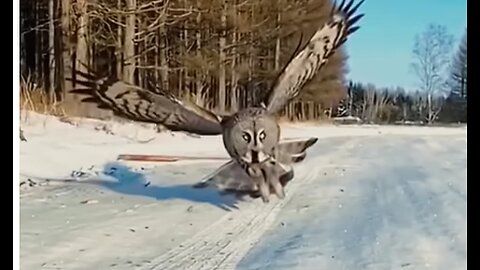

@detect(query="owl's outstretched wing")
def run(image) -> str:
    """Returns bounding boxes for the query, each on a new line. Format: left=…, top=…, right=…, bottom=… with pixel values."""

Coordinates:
left=70, top=71, right=223, bottom=135
left=264, top=0, right=365, bottom=114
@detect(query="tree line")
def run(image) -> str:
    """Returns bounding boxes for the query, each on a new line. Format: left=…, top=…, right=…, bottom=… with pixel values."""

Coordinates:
left=19, top=0, right=466, bottom=124
left=332, top=25, right=466, bottom=124
left=20, top=0, right=349, bottom=120
left=334, top=79, right=466, bottom=124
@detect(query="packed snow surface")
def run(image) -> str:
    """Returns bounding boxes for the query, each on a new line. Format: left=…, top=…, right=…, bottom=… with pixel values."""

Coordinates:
left=19, top=111, right=466, bottom=270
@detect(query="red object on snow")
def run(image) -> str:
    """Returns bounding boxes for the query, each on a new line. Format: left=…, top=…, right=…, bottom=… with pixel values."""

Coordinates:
left=117, top=154, right=229, bottom=162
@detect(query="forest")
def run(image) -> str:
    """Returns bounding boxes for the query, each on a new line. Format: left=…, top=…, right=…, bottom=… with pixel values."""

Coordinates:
left=19, top=0, right=467, bottom=124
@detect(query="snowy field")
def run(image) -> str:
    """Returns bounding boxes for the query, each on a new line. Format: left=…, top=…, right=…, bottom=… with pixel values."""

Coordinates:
left=18, top=111, right=467, bottom=270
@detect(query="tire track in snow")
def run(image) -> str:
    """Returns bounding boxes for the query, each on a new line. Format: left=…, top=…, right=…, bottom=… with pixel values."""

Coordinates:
left=134, top=169, right=315, bottom=270
left=135, top=137, right=362, bottom=270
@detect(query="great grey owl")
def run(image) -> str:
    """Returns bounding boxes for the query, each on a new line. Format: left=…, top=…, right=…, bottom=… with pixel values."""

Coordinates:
left=70, top=0, right=365, bottom=203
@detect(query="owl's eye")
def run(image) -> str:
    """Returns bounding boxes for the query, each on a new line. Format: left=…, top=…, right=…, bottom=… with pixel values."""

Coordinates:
left=258, top=130, right=266, bottom=141
left=242, top=132, right=251, bottom=142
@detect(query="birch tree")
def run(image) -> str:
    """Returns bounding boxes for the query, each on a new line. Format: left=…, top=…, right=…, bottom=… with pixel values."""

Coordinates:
left=411, top=24, right=453, bottom=123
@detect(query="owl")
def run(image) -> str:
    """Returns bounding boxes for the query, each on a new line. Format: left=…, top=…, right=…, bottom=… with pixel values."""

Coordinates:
left=70, top=0, right=365, bottom=203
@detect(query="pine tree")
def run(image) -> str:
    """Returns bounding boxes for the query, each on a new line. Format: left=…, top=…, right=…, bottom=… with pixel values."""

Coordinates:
left=448, top=29, right=467, bottom=99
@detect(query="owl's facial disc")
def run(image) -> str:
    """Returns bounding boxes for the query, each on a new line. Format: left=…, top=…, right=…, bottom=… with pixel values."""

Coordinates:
left=239, top=128, right=270, bottom=164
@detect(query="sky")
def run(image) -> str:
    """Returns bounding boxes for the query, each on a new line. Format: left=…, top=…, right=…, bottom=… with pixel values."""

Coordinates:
left=345, top=0, right=467, bottom=90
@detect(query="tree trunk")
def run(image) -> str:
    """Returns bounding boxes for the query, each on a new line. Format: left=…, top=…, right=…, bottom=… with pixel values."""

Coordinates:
left=218, top=2, right=227, bottom=113
left=114, top=0, right=122, bottom=79
left=247, top=5, right=255, bottom=108
left=48, top=0, right=55, bottom=100
left=159, top=24, right=168, bottom=93
left=35, top=0, right=42, bottom=81
left=77, top=0, right=108, bottom=117
left=288, top=103, right=294, bottom=120
left=230, top=2, right=238, bottom=112
left=154, top=29, right=159, bottom=85
left=348, top=90, right=353, bottom=116
left=124, top=0, right=136, bottom=84
left=178, top=29, right=183, bottom=97
left=311, top=104, right=315, bottom=119
left=60, top=0, right=71, bottom=100
left=427, top=93, right=433, bottom=123
left=195, top=7, right=202, bottom=105
left=20, top=9, right=26, bottom=76
left=76, top=0, right=88, bottom=73
left=183, top=0, right=190, bottom=98
left=140, top=18, right=147, bottom=89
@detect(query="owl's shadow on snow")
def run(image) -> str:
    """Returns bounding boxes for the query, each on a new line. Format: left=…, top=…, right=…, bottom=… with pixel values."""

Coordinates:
left=89, top=161, right=241, bottom=211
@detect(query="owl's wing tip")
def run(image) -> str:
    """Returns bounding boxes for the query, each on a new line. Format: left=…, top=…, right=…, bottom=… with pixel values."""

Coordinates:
left=192, top=180, right=211, bottom=188
left=307, top=137, right=319, bottom=147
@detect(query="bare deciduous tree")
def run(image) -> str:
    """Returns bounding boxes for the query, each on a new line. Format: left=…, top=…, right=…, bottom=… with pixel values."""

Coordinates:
left=411, top=24, right=453, bottom=124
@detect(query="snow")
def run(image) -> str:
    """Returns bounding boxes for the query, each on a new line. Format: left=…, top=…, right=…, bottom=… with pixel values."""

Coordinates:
left=18, top=110, right=466, bottom=269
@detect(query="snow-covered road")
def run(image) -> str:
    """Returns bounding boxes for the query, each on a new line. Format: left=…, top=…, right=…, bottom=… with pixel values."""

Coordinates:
left=19, top=112, right=466, bottom=270
left=237, top=135, right=466, bottom=270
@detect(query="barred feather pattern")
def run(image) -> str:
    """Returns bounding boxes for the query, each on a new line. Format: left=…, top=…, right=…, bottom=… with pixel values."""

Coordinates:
left=70, top=71, right=223, bottom=135
left=266, top=0, right=365, bottom=114
left=68, top=0, right=365, bottom=203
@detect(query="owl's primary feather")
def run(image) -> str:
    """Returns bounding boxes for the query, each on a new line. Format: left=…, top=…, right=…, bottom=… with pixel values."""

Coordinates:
left=265, top=0, right=365, bottom=114
left=70, top=70, right=223, bottom=135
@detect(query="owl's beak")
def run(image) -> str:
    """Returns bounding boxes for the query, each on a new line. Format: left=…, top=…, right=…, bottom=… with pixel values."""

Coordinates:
left=241, top=150, right=270, bottom=164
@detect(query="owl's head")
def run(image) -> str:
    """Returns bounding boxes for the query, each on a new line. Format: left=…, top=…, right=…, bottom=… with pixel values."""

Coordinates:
left=222, top=108, right=280, bottom=164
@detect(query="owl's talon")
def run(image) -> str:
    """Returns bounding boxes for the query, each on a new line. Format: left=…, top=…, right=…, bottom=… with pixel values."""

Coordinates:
left=261, top=195, right=270, bottom=203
